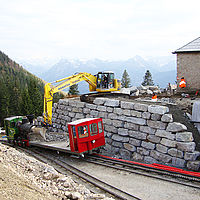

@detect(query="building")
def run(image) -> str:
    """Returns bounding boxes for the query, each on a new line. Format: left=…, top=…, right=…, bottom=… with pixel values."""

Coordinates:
left=173, top=37, right=200, bottom=92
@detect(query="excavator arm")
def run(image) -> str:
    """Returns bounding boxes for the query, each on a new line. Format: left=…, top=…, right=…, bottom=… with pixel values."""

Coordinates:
left=43, top=72, right=97, bottom=125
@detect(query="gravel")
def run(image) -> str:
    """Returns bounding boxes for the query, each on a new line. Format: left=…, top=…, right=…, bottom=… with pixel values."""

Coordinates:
left=0, top=143, right=114, bottom=200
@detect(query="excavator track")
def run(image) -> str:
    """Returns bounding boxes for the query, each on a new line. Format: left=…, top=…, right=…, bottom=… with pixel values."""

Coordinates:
left=80, top=92, right=130, bottom=103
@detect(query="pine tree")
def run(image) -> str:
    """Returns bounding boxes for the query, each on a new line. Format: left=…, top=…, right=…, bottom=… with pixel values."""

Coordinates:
left=68, top=84, right=79, bottom=95
left=141, top=70, right=154, bottom=86
left=121, top=69, right=131, bottom=88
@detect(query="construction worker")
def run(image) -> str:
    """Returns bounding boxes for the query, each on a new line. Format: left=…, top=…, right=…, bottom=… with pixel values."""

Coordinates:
left=152, top=92, right=157, bottom=102
left=179, top=77, right=186, bottom=88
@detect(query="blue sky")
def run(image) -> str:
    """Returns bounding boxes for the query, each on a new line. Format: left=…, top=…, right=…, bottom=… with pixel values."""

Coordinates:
left=0, top=0, right=200, bottom=62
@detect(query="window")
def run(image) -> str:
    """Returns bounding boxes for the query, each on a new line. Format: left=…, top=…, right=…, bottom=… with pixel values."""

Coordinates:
left=78, top=125, right=88, bottom=138
left=98, top=121, right=103, bottom=133
left=89, top=123, right=98, bottom=135
left=71, top=126, right=76, bottom=138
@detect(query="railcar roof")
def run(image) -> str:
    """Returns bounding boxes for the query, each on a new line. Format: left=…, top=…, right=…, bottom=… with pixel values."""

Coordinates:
left=68, top=118, right=99, bottom=125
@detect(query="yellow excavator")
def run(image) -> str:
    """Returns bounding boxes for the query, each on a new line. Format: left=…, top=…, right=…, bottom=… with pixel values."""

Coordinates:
left=43, top=71, right=121, bottom=125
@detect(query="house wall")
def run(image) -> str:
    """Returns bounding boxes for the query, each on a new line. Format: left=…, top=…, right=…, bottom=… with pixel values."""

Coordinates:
left=177, top=52, right=200, bottom=91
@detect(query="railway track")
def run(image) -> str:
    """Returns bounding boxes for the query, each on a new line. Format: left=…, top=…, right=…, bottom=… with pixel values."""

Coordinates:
left=82, top=154, right=200, bottom=189
left=1, top=140, right=200, bottom=199
left=10, top=145, right=141, bottom=200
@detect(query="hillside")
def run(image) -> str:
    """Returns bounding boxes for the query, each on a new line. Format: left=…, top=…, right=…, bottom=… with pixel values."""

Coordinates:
left=0, top=51, right=44, bottom=124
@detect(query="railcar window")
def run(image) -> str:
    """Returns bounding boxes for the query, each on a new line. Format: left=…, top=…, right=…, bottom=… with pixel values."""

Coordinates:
left=78, top=125, right=89, bottom=138
left=89, top=123, right=98, bottom=135
left=71, top=126, right=76, bottom=138
left=98, top=121, right=103, bottom=133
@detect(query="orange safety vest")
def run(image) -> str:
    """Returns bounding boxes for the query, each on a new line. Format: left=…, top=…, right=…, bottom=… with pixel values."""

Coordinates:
left=152, top=95, right=157, bottom=101
left=179, top=79, right=186, bottom=88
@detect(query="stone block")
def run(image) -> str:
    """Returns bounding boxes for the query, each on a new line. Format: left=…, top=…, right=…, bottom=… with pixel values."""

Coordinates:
left=155, top=130, right=175, bottom=140
left=98, top=112, right=108, bottom=119
left=90, top=110, right=99, bottom=117
left=112, top=134, right=129, bottom=143
left=134, top=103, right=148, bottom=112
left=147, top=135, right=161, bottom=143
left=144, top=156, right=157, bottom=163
left=119, top=149, right=131, bottom=160
left=76, top=101, right=85, bottom=108
left=118, top=128, right=129, bottom=136
left=166, top=122, right=187, bottom=132
left=93, top=98, right=106, bottom=105
left=118, top=115, right=126, bottom=121
left=129, top=130, right=147, bottom=140
left=124, top=143, right=136, bottom=152
left=69, top=112, right=75, bottom=118
left=186, top=161, right=200, bottom=171
left=83, top=108, right=90, bottom=114
left=141, top=141, right=155, bottom=150
left=156, top=144, right=168, bottom=153
left=140, top=126, right=156, bottom=135
left=108, top=113, right=118, bottom=120
left=131, top=110, right=142, bottom=118
left=113, top=108, right=123, bottom=115
left=150, top=150, right=172, bottom=163
left=107, top=107, right=113, bottom=112
left=168, top=148, right=183, bottom=158
left=103, top=119, right=112, bottom=125
left=68, top=100, right=77, bottom=107
left=104, top=99, right=120, bottom=107
left=72, top=107, right=82, bottom=113
left=123, top=109, right=131, bottom=116
left=142, top=112, right=151, bottom=119
left=161, top=114, right=173, bottom=122
left=112, top=141, right=123, bottom=148
left=147, top=120, right=167, bottom=130
left=151, top=113, right=161, bottom=121
left=121, top=101, right=134, bottom=109
left=112, top=120, right=124, bottom=128
left=177, top=142, right=196, bottom=152
left=86, top=103, right=97, bottom=110
left=148, top=105, right=169, bottom=115
left=184, top=151, right=200, bottom=161
left=132, top=152, right=144, bottom=161
left=160, top=138, right=176, bottom=147
left=97, top=105, right=107, bottom=112
left=176, top=132, right=194, bottom=142
left=129, top=138, right=141, bottom=146
left=172, top=157, right=186, bottom=168
left=126, top=117, right=146, bottom=125
left=124, top=122, right=139, bottom=130
left=104, top=125, right=117, bottom=133
left=137, top=147, right=150, bottom=156
left=75, top=113, right=84, bottom=119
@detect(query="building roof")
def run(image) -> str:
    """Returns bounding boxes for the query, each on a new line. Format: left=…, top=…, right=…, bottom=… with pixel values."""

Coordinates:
left=173, top=37, right=200, bottom=53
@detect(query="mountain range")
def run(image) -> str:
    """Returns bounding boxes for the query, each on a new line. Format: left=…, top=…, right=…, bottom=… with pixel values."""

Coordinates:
left=20, top=55, right=176, bottom=94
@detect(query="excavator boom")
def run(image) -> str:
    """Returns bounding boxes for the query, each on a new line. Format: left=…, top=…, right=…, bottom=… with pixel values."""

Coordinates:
left=43, top=71, right=121, bottom=125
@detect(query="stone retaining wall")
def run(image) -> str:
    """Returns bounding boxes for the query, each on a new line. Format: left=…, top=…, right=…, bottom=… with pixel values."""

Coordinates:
left=49, top=98, right=200, bottom=171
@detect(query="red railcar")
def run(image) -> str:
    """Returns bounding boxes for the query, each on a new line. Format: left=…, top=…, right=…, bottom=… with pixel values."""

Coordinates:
left=68, top=118, right=105, bottom=154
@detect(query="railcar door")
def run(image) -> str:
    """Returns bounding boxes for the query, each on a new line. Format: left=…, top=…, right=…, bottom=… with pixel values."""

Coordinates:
left=69, top=125, right=78, bottom=152
left=76, top=125, right=89, bottom=153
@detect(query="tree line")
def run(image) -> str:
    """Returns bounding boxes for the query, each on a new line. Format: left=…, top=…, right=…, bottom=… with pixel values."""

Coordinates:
left=0, top=51, right=44, bottom=125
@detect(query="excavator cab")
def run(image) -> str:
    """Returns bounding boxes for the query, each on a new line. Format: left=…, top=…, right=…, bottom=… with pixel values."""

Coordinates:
left=96, top=71, right=116, bottom=90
